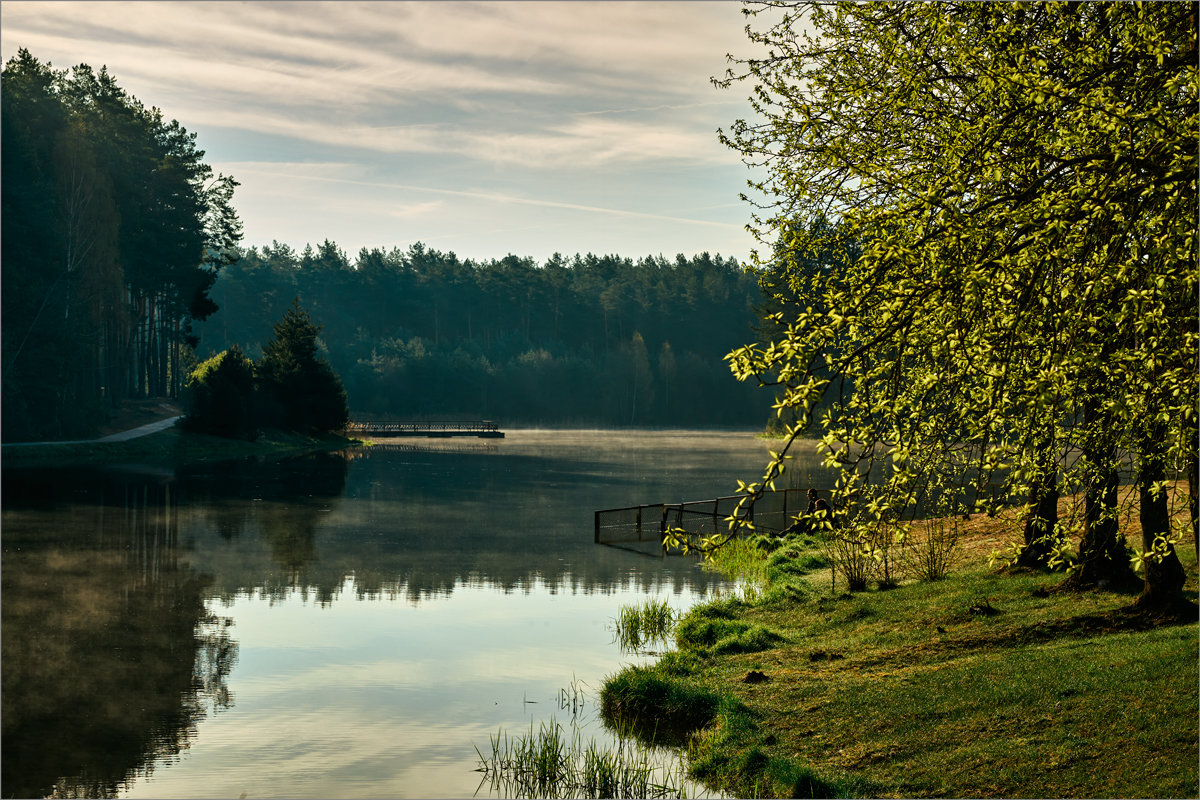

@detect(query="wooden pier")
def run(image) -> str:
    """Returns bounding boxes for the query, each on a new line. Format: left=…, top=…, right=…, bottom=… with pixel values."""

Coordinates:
left=344, top=420, right=505, bottom=438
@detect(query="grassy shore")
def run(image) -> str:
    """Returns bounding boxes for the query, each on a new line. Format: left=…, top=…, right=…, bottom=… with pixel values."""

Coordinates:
left=1, top=425, right=361, bottom=470
left=601, top=498, right=1199, bottom=798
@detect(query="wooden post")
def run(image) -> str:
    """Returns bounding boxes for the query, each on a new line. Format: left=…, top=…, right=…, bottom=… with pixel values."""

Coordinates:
left=594, top=510, right=601, bottom=544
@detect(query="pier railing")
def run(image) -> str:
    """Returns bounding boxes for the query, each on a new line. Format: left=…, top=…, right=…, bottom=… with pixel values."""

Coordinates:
left=345, top=420, right=504, bottom=438
left=594, top=489, right=804, bottom=550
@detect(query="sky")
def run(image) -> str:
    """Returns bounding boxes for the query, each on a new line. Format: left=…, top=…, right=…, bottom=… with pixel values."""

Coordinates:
left=1, top=1, right=769, bottom=265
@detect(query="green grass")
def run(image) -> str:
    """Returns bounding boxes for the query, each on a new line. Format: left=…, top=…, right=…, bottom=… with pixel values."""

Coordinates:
left=614, top=597, right=677, bottom=653
left=1, top=426, right=360, bottom=469
left=602, top=520, right=1199, bottom=798
left=475, top=718, right=694, bottom=798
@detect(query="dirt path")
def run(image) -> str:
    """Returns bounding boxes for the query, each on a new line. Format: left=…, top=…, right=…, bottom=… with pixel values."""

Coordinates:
left=3, top=401, right=183, bottom=448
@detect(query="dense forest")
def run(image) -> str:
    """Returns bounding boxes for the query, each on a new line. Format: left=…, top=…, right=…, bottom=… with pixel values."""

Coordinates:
left=1, top=50, right=241, bottom=441
left=2, top=50, right=772, bottom=440
left=193, top=242, right=771, bottom=427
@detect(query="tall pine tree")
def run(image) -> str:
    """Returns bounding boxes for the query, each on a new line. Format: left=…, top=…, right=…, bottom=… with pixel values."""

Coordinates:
left=256, top=299, right=348, bottom=434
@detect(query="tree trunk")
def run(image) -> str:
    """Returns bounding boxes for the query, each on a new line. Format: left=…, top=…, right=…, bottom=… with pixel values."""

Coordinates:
left=1017, top=466, right=1058, bottom=569
left=1070, top=429, right=1138, bottom=588
left=1135, top=444, right=1187, bottom=611
left=1188, top=447, right=1198, bottom=560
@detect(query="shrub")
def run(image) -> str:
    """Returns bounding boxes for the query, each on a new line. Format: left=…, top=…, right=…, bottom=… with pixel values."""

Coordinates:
left=183, top=345, right=257, bottom=440
left=599, top=665, right=720, bottom=746
left=901, top=514, right=962, bottom=581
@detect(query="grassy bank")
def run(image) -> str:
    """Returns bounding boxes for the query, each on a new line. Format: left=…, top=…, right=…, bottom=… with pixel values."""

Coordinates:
left=1, top=425, right=361, bottom=470
left=601, top=506, right=1199, bottom=798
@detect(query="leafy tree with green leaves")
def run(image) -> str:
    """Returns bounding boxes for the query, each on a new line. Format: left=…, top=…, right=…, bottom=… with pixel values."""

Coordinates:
left=256, top=299, right=349, bottom=434
left=183, top=345, right=257, bottom=440
left=716, top=2, right=1196, bottom=608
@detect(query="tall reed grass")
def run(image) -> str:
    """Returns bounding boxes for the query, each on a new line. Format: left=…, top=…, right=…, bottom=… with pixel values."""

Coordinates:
left=475, top=718, right=692, bottom=798
left=613, top=597, right=676, bottom=653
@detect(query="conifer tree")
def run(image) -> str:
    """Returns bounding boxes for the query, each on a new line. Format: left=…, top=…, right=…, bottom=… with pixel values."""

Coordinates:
left=256, top=299, right=349, bottom=433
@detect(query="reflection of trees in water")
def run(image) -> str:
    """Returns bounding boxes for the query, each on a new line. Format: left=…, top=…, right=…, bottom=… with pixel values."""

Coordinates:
left=179, top=447, right=731, bottom=605
left=184, top=452, right=348, bottom=590
left=1, top=470, right=237, bottom=799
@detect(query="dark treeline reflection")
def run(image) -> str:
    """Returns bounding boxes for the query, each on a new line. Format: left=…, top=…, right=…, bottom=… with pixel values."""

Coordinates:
left=1, top=469, right=236, bottom=800
left=180, top=446, right=725, bottom=604
left=2, top=436, right=749, bottom=794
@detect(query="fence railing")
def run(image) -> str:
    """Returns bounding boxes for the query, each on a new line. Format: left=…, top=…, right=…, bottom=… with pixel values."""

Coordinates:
left=344, top=420, right=504, bottom=438
left=594, top=489, right=805, bottom=550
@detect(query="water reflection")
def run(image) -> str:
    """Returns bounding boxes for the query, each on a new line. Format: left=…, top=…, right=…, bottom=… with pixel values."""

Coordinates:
left=2, top=430, right=817, bottom=797
left=1, top=471, right=236, bottom=799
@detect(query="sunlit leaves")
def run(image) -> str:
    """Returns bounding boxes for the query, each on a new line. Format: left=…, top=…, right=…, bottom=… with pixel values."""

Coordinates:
left=717, top=1, right=1197, bottom=562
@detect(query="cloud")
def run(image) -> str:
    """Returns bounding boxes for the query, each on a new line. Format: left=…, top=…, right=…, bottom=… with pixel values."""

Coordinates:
left=0, top=1, right=759, bottom=258
left=2, top=1, right=746, bottom=171
left=218, top=161, right=744, bottom=229
left=2, top=2, right=742, bottom=107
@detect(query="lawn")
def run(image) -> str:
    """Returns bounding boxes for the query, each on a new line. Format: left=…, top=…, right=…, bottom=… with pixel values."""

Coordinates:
left=602, top=495, right=1199, bottom=798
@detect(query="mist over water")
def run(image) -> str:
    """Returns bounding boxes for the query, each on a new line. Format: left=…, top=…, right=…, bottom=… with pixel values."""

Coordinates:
left=2, top=430, right=828, bottom=798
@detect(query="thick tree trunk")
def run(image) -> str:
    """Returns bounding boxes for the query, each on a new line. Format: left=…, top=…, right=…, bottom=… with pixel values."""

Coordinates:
left=1017, top=467, right=1058, bottom=569
left=1069, top=410, right=1138, bottom=589
left=1135, top=447, right=1187, bottom=611
left=1070, top=463, right=1138, bottom=588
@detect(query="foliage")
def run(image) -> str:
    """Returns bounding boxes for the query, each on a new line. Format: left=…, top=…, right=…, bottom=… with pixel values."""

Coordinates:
left=182, top=346, right=256, bottom=440
left=194, top=243, right=769, bottom=427
left=1, top=50, right=241, bottom=441
left=256, top=299, right=349, bottom=434
left=716, top=2, right=1197, bottom=606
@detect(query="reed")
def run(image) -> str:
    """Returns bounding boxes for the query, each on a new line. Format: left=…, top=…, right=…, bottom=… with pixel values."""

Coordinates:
left=613, top=597, right=676, bottom=653
left=475, top=718, right=691, bottom=798
left=558, top=675, right=587, bottom=716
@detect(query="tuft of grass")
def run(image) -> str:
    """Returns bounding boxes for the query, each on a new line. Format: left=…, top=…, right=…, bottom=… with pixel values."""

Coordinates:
left=614, top=597, right=677, bottom=653
left=602, top=502, right=1199, bottom=798
left=703, top=538, right=769, bottom=593
left=474, top=718, right=693, bottom=799
left=599, top=664, right=721, bottom=747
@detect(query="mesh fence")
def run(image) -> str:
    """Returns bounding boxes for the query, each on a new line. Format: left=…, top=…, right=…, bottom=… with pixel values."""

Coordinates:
left=594, top=489, right=805, bottom=551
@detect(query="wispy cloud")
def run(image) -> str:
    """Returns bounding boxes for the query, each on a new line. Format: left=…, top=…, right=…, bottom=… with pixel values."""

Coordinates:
left=221, top=161, right=744, bottom=229
left=0, top=1, right=758, bottom=259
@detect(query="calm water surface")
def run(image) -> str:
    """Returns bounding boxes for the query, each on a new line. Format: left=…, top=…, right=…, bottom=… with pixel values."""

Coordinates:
left=2, top=429, right=825, bottom=798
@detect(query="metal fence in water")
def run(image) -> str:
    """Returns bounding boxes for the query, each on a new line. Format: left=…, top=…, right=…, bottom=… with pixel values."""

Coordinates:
left=594, top=489, right=805, bottom=553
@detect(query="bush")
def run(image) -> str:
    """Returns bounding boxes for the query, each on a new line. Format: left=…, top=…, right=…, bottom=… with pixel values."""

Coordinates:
left=901, top=515, right=962, bottom=581
left=599, top=665, right=720, bottom=746
left=183, top=346, right=257, bottom=440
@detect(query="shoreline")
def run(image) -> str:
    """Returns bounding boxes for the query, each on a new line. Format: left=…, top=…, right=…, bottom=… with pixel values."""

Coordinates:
left=1, top=425, right=361, bottom=471
left=601, top=497, right=1199, bottom=798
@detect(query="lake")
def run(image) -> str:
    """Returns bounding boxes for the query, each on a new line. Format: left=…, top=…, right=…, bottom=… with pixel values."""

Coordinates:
left=1, top=429, right=827, bottom=798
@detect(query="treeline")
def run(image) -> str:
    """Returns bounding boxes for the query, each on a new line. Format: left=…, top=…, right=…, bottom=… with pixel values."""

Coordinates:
left=1, top=50, right=241, bottom=441
left=194, top=242, right=771, bottom=426
left=2, top=49, right=771, bottom=436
